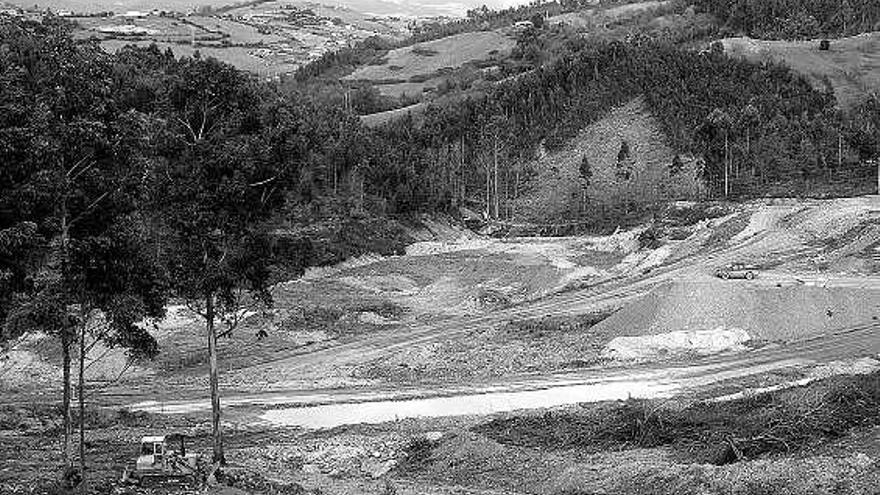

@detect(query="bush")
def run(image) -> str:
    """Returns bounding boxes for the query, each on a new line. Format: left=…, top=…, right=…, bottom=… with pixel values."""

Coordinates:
left=400, top=436, right=438, bottom=472
left=637, top=227, right=664, bottom=250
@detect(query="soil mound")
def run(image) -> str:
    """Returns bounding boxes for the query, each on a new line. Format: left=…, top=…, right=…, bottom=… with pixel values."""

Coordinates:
left=592, top=275, right=880, bottom=344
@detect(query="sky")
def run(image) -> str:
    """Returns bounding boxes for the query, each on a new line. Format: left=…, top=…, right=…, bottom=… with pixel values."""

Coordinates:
left=4, top=0, right=534, bottom=17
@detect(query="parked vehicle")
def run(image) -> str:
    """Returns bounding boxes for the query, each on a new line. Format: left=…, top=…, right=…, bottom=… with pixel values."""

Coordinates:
left=715, top=263, right=759, bottom=280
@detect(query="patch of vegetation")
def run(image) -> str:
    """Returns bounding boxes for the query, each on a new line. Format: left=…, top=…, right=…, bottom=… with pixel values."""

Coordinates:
left=355, top=301, right=405, bottom=320
left=411, top=46, right=439, bottom=57
left=501, top=311, right=616, bottom=340
left=476, top=371, right=880, bottom=465
left=704, top=213, right=751, bottom=248
left=399, top=436, right=440, bottom=472
left=637, top=226, right=664, bottom=250
left=274, top=197, right=414, bottom=280
left=663, top=203, right=732, bottom=227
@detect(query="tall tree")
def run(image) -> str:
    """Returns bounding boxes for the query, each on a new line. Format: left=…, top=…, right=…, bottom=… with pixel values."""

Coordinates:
left=707, top=108, right=734, bottom=197
left=0, top=17, right=166, bottom=485
left=145, top=55, right=294, bottom=465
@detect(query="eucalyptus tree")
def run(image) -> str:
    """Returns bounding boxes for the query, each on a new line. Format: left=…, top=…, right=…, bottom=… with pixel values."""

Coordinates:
left=145, top=55, right=296, bottom=464
left=0, top=17, right=166, bottom=483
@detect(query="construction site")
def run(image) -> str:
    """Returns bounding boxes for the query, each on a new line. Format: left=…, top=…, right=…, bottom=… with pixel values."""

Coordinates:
left=2, top=195, right=879, bottom=494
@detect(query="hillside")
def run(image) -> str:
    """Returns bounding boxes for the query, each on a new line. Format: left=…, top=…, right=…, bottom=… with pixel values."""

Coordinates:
left=723, top=32, right=880, bottom=109
left=513, top=98, right=704, bottom=223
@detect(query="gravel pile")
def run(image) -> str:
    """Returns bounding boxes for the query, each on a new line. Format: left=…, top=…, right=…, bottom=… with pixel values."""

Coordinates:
left=591, top=275, right=880, bottom=344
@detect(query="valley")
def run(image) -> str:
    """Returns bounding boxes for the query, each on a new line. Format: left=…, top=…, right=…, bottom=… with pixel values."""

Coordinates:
left=2, top=0, right=880, bottom=494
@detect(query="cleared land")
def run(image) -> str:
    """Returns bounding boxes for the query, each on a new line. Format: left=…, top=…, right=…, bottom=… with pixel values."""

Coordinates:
left=101, top=39, right=299, bottom=76
left=723, top=32, right=880, bottom=109
left=2, top=197, right=880, bottom=494
left=4, top=198, right=878, bottom=397
left=513, top=97, right=704, bottom=223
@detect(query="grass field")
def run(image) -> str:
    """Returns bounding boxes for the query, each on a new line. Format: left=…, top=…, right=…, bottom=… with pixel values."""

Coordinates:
left=102, top=39, right=299, bottom=76
left=344, top=30, right=514, bottom=97
left=723, top=32, right=880, bottom=109
left=184, top=15, right=284, bottom=44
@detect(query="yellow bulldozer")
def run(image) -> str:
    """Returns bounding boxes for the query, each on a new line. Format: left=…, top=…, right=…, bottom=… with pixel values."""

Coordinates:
left=122, top=434, right=202, bottom=485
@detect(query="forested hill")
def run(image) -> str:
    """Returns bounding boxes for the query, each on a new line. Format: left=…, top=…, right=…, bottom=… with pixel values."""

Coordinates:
left=285, top=0, right=880, bottom=220
left=366, top=40, right=876, bottom=215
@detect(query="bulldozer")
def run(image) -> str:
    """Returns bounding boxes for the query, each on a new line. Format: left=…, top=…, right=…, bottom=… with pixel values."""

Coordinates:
left=122, top=434, right=202, bottom=485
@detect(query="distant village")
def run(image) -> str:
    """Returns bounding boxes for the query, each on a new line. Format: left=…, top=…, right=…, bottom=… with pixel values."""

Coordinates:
left=0, top=1, right=413, bottom=79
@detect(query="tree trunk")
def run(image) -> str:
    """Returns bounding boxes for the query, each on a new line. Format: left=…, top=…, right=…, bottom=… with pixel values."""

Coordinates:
left=745, top=128, right=750, bottom=156
left=206, top=293, right=225, bottom=465
left=78, top=317, right=87, bottom=484
left=60, top=198, right=73, bottom=473
left=459, top=137, right=465, bottom=204
left=493, top=137, right=499, bottom=219
left=513, top=168, right=520, bottom=220
left=485, top=161, right=491, bottom=220
left=61, top=332, right=72, bottom=469
left=724, top=132, right=730, bottom=197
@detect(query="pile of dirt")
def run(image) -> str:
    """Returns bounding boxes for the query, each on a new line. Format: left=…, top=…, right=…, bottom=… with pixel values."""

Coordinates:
left=0, top=347, right=58, bottom=389
left=592, top=275, right=880, bottom=349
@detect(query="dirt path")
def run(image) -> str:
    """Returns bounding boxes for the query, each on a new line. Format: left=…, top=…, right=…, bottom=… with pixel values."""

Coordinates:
left=129, top=321, right=880, bottom=427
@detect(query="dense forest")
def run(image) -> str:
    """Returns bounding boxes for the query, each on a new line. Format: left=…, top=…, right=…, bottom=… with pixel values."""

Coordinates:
left=691, top=0, right=880, bottom=39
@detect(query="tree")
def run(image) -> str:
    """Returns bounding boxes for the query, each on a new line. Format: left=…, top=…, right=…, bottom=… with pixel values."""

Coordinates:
left=530, top=12, right=545, bottom=29
left=616, top=140, right=632, bottom=180
left=0, top=17, right=166, bottom=485
left=145, top=55, right=294, bottom=465
left=669, top=155, right=684, bottom=176
left=579, top=155, right=592, bottom=212
left=479, top=111, right=510, bottom=219
left=707, top=108, right=734, bottom=197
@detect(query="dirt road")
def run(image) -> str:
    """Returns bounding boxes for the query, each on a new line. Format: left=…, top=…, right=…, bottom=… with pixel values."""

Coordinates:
left=129, top=320, right=880, bottom=426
